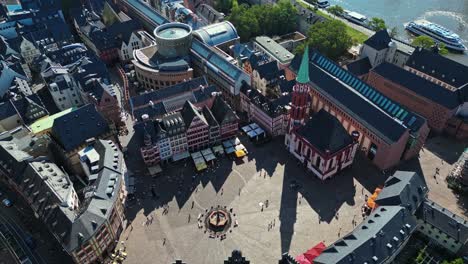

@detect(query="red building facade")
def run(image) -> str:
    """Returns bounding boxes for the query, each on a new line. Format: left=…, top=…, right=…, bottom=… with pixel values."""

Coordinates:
left=285, top=48, right=359, bottom=180
left=285, top=50, right=430, bottom=170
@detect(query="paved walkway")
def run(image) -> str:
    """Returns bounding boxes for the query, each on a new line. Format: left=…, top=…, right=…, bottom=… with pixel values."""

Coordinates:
left=121, top=137, right=381, bottom=264
left=294, top=0, right=375, bottom=36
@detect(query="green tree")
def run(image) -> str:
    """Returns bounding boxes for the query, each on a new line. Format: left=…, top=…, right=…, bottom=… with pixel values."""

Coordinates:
left=215, top=0, right=233, bottom=14
left=327, top=5, right=344, bottom=17
left=305, top=19, right=353, bottom=59
left=228, top=0, right=297, bottom=42
left=368, top=17, right=387, bottom=31
left=412, top=35, right=434, bottom=49
left=441, top=258, right=464, bottom=264
left=438, top=43, right=449, bottom=55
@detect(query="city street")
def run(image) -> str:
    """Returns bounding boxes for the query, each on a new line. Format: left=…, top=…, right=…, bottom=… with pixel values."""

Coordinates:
left=0, top=183, right=72, bottom=264
left=120, top=136, right=383, bottom=264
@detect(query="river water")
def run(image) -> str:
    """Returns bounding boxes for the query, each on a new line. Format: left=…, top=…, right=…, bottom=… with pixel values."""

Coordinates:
left=326, top=0, right=468, bottom=65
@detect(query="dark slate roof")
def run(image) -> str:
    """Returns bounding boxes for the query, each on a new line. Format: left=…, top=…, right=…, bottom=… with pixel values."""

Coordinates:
left=11, top=94, right=48, bottom=124
left=240, top=82, right=291, bottom=118
left=297, top=109, right=354, bottom=154
left=289, top=51, right=425, bottom=143
left=345, top=57, right=372, bottom=76
left=278, top=78, right=295, bottom=94
left=210, top=96, right=237, bottom=125
left=363, top=29, right=391, bottom=51
left=375, top=171, right=428, bottom=214
left=372, top=63, right=462, bottom=109
left=0, top=100, right=17, bottom=120
left=406, top=47, right=468, bottom=88
left=46, top=43, right=91, bottom=66
left=51, top=104, right=110, bottom=151
left=82, top=78, right=117, bottom=102
left=202, top=106, right=218, bottom=127
left=314, top=205, right=417, bottom=264
left=133, top=102, right=167, bottom=122
left=106, top=20, right=141, bottom=45
left=130, top=77, right=208, bottom=108
left=57, top=139, right=124, bottom=252
left=192, top=85, right=217, bottom=102
left=254, top=60, right=279, bottom=81
left=71, top=56, right=110, bottom=87
left=0, top=95, right=48, bottom=125
left=419, top=199, right=468, bottom=243
left=133, top=119, right=166, bottom=146
left=180, top=100, right=207, bottom=128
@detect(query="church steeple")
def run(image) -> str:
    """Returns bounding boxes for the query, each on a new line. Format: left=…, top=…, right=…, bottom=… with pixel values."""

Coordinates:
left=296, top=46, right=310, bottom=84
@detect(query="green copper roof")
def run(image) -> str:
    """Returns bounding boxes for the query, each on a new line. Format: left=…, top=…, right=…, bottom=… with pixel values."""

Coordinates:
left=296, top=46, right=310, bottom=84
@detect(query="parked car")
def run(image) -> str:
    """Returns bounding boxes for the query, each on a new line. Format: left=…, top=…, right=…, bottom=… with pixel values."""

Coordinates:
left=2, top=198, right=12, bottom=207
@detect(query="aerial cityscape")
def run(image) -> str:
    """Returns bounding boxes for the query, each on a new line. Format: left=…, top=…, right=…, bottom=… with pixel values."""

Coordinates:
left=0, top=0, right=467, bottom=263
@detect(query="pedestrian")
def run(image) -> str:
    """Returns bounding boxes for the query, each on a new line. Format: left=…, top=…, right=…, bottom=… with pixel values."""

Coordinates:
left=163, top=238, right=166, bottom=245
left=192, top=201, right=195, bottom=209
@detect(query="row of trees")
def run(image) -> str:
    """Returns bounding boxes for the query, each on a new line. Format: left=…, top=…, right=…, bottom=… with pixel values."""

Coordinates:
left=327, top=5, right=398, bottom=36
left=228, top=0, right=298, bottom=42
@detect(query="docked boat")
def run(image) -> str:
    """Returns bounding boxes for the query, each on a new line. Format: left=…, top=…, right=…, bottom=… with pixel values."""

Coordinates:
left=316, top=0, right=330, bottom=8
left=405, top=20, right=466, bottom=52
left=343, top=11, right=368, bottom=27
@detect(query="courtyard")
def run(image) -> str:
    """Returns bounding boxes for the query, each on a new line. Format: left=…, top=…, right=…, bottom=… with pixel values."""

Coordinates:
left=120, top=136, right=385, bottom=264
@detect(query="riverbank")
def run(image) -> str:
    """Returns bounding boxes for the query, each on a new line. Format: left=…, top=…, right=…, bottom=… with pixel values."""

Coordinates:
left=325, top=0, right=468, bottom=65
left=296, top=0, right=370, bottom=44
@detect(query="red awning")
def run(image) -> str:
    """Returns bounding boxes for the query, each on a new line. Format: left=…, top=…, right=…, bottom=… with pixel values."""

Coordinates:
left=295, top=254, right=311, bottom=264
left=304, top=242, right=326, bottom=263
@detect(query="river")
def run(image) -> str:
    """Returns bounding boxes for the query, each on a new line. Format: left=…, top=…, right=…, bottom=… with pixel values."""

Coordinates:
left=326, top=0, right=468, bottom=65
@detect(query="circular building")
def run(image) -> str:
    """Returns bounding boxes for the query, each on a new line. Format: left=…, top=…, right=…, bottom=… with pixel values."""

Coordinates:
left=154, top=22, right=193, bottom=59
left=132, top=23, right=194, bottom=90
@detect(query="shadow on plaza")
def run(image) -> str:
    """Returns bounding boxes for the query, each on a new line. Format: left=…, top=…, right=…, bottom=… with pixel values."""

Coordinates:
left=423, top=134, right=467, bottom=165
left=277, top=149, right=384, bottom=254
left=123, top=134, right=384, bottom=255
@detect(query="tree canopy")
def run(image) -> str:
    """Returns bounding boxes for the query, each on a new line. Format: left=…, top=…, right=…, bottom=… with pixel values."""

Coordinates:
left=228, top=0, right=298, bottom=42
left=412, top=35, right=449, bottom=55
left=327, top=5, right=344, bottom=16
left=368, top=17, right=387, bottom=31
left=297, top=20, right=353, bottom=60
left=442, top=258, right=464, bottom=264
left=215, top=0, right=233, bottom=14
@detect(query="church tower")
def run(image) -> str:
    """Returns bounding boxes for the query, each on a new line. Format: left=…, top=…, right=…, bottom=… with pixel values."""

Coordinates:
left=285, top=46, right=311, bottom=147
